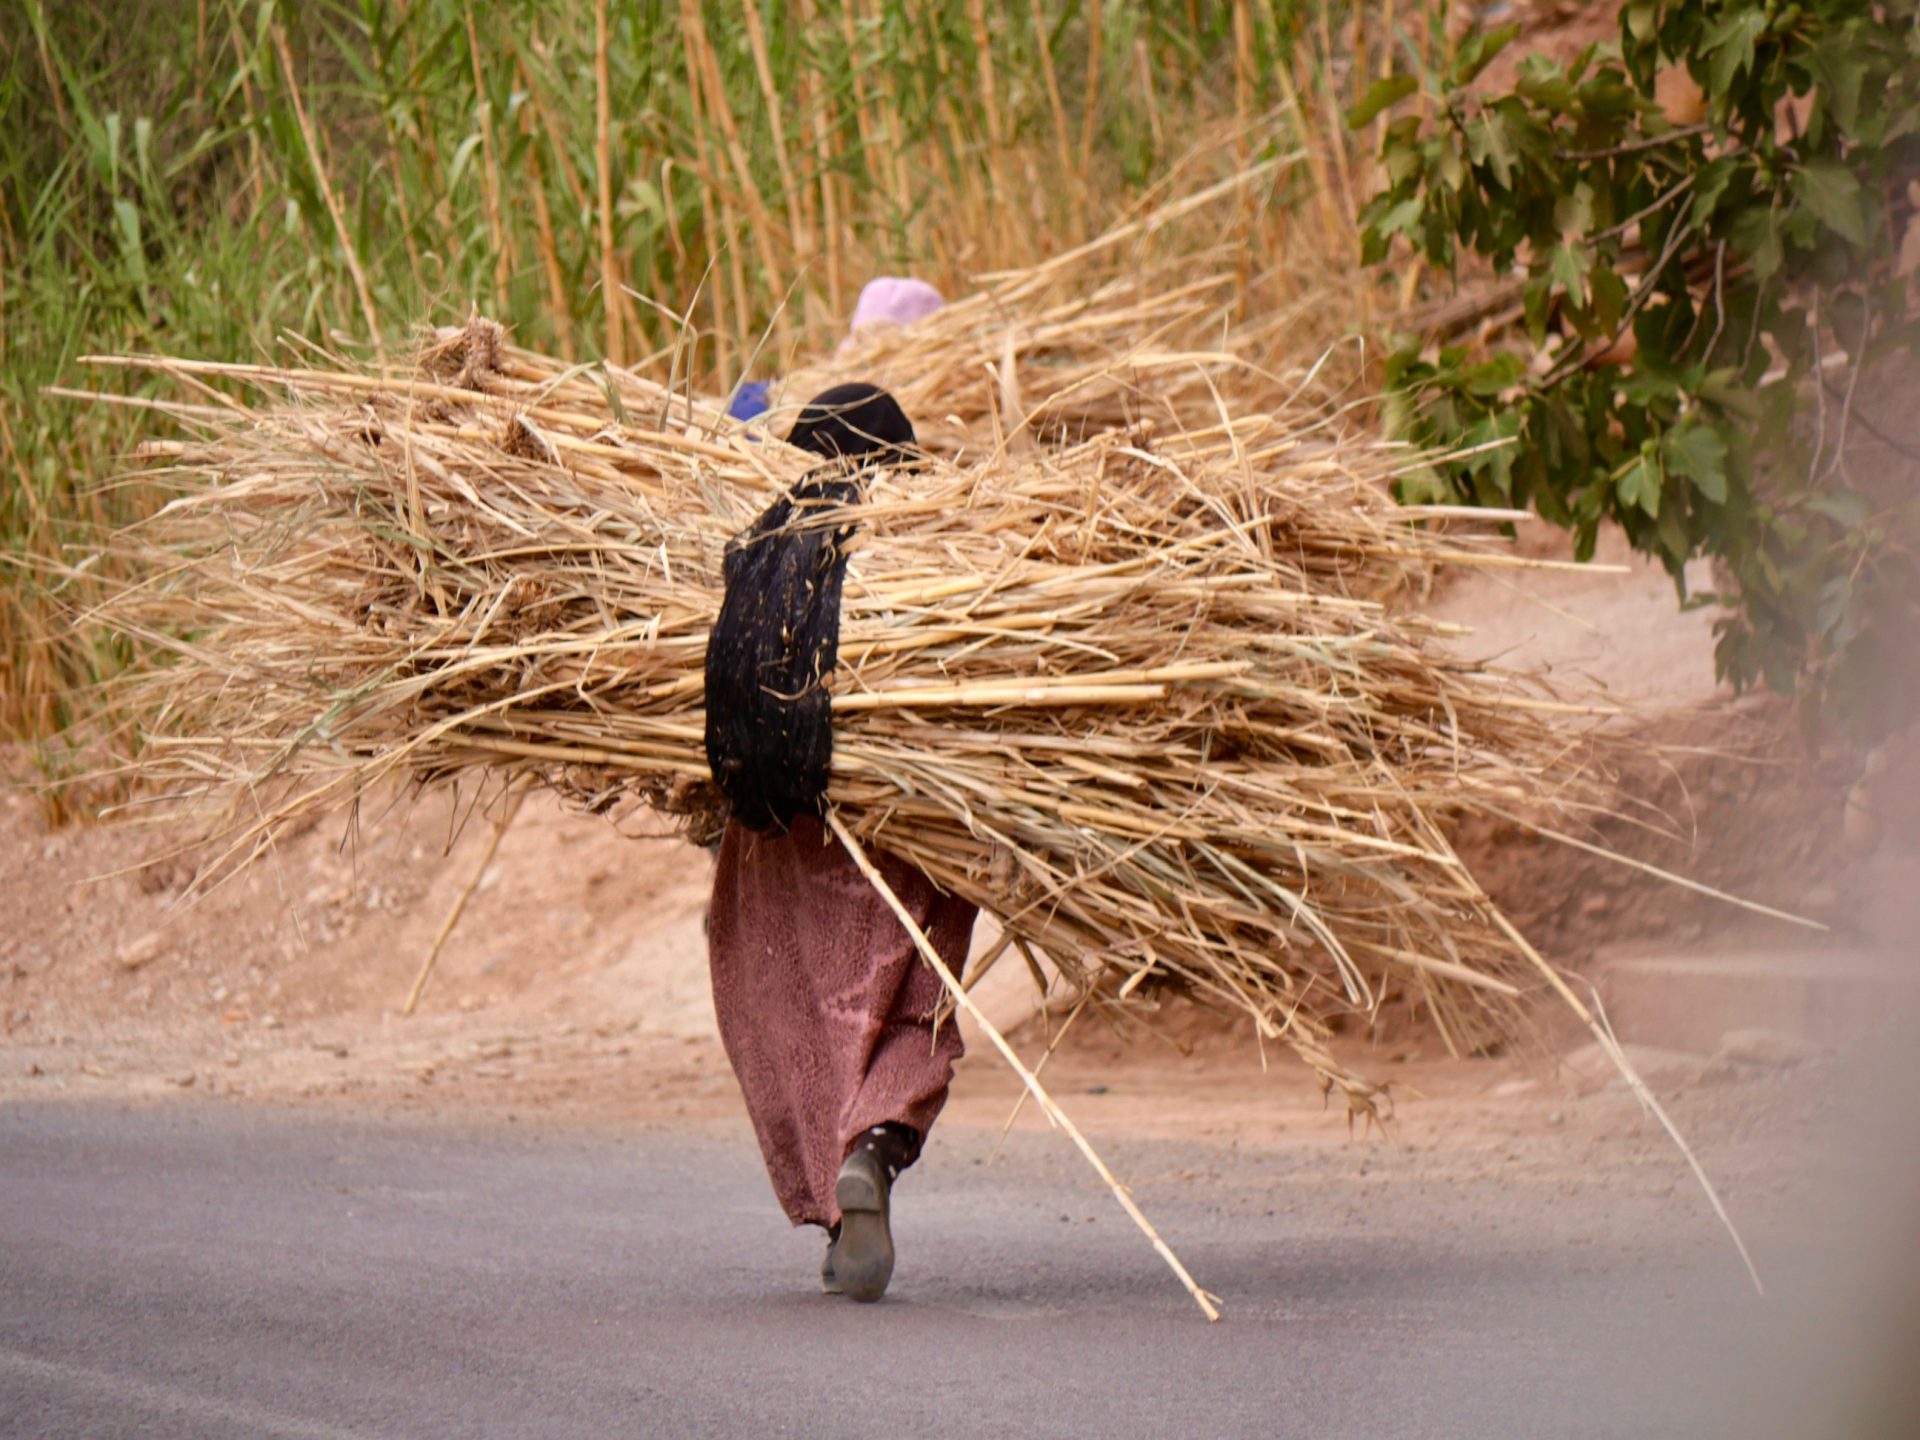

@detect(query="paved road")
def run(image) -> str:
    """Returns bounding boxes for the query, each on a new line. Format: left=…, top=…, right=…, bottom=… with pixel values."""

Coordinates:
left=1, top=1101, right=1912, bottom=1439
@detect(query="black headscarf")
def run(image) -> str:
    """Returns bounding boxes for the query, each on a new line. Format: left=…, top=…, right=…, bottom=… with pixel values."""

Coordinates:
left=703, top=384, right=917, bottom=832
left=781, top=382, right=917, bottom=467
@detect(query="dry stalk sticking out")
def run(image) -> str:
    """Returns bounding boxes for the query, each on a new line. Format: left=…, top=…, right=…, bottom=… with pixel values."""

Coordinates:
left=828, top=809, right=1222, bottom=1321
left=403, top=781, right=530, bottom=1016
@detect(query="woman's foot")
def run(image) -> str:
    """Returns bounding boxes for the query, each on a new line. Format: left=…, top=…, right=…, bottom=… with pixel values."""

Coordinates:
left=832, top=1149, right=895, bottom=1302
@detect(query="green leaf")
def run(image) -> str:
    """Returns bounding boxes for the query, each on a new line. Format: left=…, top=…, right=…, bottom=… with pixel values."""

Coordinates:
left=1664, top=423, right=1730, bottom=503
left=1466, top=113, right=1517, bottom=189
left=1523, top=273, right=1553, bottom=345
left=1698, top=368, right=1765, bottom=421
left=1554, top=182, right=1594, bottom=237
left=1624, top=1, right=1657, bottom=43
left=1813, top=574, right=1853, bottom=642
left=1547, top=241, right=1591, bottom=310
left=1373, top=195, right=1425, bottom=240
left=1806, top=490, right=1869, bottom=528
left=1808, top=34, right=1867, bottom=134
left=1385, top=144, right=1424, bottom=186
left=1515, top=65, right=1577, bottom=114
left=1591, top=264, right=1629, bottom=333
left=1792, top=159, right=1871, bottom=246
left=1702, top=9, right=1766, bottom=95
left=1453, top=24, right=1521, bottom=87
left=1656, top=500, right=1693, bottom=565
left=1729, top=204, right=1784, bottom=282
left=1617, top=455, right=1662, bottom=517
left=1348, top=75, right=1418, bottom=129
left=446, top=132, right=485, bottom=192
left=1689, top=157, right=1738, bottom=228
left=133, top=116, right=153, bottom=186
left=112, top=198, right=147, bottom=288
left=622, top=177, right=667, bottom=224
left=1461, top=352, right=1526, bottom=396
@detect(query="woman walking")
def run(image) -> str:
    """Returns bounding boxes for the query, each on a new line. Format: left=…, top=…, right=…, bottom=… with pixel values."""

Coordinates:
left=704, top=383, right=978, bottom=1303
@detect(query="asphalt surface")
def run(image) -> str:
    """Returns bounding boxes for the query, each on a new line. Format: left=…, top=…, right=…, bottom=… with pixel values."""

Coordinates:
left=1, top=1100, right=1913, bottom=1439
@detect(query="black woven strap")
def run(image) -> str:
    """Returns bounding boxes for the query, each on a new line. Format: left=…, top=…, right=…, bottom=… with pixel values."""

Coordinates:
left=703, top=386, right=915, bottom=832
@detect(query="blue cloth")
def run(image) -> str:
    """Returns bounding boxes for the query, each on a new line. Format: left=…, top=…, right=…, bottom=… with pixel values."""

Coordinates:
left=728, top=380, right=773, bottom=422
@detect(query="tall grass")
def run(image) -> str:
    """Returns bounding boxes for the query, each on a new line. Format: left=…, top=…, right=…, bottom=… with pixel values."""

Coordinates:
left=2, top=0, right=1421, bottom=751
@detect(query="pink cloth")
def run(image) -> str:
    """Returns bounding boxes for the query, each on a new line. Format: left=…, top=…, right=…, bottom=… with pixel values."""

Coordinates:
left=707, top=815, right=977, bottom=1227
left=848, top=277, right=946, bottom=336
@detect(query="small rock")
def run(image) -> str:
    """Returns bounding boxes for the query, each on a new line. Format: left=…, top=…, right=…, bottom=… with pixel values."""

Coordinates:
left=167, top=1072, right=197, bottom=1088
left=1799, top=882, right=1841, bottom=917
left=1562, top=1041, right=1709, bottom=1091
left=24, top=1063, right=43, bottom=1078
left=1714, top=1028, right=1818, bottom=1069
left=1579, top=894, right=1611, bottom=919
left=1491, top=1077, right=1540, bottom=1098
left=1547, top=1110, right=1565, bottom=1127
left=116, top=933, right=164, bottom=972
left=1842, top=782, right=1882, bottom=858
left=262, top=1015, right=284, bottom=1030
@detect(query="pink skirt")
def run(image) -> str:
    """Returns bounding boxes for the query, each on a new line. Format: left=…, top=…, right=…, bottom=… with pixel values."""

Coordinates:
left=706, top=815, right=978, bottom=1227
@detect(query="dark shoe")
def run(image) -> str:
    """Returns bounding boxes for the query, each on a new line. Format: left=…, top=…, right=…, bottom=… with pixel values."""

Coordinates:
left=820, top=1229, right=843, bottom=1295
left=832, top=1149, right=895, bottom=1302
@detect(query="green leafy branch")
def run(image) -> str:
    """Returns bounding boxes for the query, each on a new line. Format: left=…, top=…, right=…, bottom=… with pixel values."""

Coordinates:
left=1354, top=0, right=1920, bottom=736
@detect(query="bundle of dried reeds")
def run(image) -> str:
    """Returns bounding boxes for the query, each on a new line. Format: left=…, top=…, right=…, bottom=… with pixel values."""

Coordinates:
left=767, top=166, right=1364, bottom=456
left=83, top=314, right=1613, bottom=1116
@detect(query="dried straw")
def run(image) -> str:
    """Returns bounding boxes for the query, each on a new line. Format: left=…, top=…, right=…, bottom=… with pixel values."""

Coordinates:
left=77, top=311, right=1613, bottom=1117
left=773, top=163, right=1360, bottom=457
